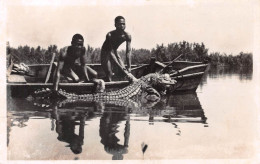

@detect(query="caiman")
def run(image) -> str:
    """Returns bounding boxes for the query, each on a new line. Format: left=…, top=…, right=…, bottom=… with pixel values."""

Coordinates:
left=31, top=73, right=176, bottom=102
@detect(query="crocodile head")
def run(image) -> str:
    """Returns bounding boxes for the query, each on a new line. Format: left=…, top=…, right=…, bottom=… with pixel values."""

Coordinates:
left=141, top=73, right=177, bottom=95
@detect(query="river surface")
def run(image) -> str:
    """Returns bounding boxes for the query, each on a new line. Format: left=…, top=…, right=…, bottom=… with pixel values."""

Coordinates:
left=7, top=67, right=258, bottom=160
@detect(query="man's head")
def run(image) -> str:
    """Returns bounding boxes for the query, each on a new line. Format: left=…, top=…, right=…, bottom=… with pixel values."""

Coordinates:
left=71, top=34, right=84, bottom=48
left=114, top=16, right=126, bottom=31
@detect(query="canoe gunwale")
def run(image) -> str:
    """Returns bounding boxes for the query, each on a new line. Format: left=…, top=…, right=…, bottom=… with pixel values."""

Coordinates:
left=7, top=81, right=130, bottom=86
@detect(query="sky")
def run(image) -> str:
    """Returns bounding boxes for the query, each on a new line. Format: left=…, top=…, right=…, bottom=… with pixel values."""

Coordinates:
left=2, top=0, right=259, bottom=54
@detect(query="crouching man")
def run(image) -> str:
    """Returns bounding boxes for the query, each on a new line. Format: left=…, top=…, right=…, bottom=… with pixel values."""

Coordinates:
left=53, top=34, right=101, bottom=94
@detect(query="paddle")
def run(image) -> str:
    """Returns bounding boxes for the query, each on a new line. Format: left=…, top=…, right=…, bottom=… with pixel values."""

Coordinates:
left=159, top=54, right=183, bottom=73
left=45, top=53, right=56, bottom=83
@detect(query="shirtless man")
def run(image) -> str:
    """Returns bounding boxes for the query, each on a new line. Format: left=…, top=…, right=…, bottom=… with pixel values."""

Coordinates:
left=101, top=16, right=137, bottom=82
left=53, top=34, right=97, bottom=92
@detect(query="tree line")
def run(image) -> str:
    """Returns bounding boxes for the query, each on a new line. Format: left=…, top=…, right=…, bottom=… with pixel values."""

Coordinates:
left=7, top=41, right=253, bottom=68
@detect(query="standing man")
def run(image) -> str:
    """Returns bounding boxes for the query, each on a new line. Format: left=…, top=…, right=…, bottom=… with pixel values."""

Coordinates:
left=53, top=34, right=97, bottom=93
left=101, top=16, right=137, bottom=82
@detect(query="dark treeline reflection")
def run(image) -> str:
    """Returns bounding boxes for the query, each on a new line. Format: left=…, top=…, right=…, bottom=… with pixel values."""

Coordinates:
left=7, top=92, right=207, bottom=159
left=197, top=66, right=253, bottom=92
left=207, top=65, right=253, bottom=80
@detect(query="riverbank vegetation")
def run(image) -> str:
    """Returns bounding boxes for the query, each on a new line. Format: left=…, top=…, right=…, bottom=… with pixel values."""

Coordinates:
left=7, top=41, right=253, bottom=68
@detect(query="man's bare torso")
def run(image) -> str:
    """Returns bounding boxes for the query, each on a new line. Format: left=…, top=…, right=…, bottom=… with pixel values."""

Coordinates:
left=101, top=30, right=131, bottom=51
left=60, top=46, right=86, bottom=68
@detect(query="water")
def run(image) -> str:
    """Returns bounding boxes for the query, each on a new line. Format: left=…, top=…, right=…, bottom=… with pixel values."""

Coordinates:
left=7, top=67, right=257, bottom=160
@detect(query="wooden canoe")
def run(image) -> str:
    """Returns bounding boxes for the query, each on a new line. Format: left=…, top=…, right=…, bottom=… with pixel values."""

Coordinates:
left=7, top=60, right=209, bottom=97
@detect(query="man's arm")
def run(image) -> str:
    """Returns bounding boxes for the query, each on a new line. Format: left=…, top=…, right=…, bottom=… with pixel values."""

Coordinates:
left=125, top=34, right=132, bottom=71
left=80, top=47, right=90, bottom=82
left=53, top=52, right=65, bottom=92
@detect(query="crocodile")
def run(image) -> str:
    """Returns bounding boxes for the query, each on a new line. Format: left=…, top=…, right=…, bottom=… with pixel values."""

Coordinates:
left=31, top=73, right=176, bottom=102
left=59, top=73, right=175, bottom=100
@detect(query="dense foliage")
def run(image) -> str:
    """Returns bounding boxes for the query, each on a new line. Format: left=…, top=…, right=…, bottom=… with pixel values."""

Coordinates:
left=7, top=41, right=253, bottom=68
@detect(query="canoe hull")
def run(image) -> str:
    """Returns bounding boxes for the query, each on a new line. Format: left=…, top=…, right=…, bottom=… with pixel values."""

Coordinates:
left=7, top=61, right=209, bottom=97
left=7, top=72, right=205, bottom=97
left=171, top=72, right=205, bottom=92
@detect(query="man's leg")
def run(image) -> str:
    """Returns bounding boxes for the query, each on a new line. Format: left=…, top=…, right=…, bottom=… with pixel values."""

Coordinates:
left=86, top=66, right=98, bottom=79
left=72, top=65, right=97, bottom=82
left=61, top=68, right=80, bottom=82
left=101, top=51, right=113, bottom=82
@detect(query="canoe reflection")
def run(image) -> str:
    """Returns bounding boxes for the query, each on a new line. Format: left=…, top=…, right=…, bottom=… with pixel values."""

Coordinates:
left=130, top=93, right=207, bottom=124
left=7, top=92, right=207, bottom=158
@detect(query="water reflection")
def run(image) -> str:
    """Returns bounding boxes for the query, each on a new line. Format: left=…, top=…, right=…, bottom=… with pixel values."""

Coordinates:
left=198, top=66, right=253, bottom=89
left=7, top=92, right=207, bottom=159
left=51, top=107, right=87, bottom=154
left=99, top=110, right=130, bottom=160
left=130, top=93, right=207, bottom=125
left=207, top=66, right=252, bottom=80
